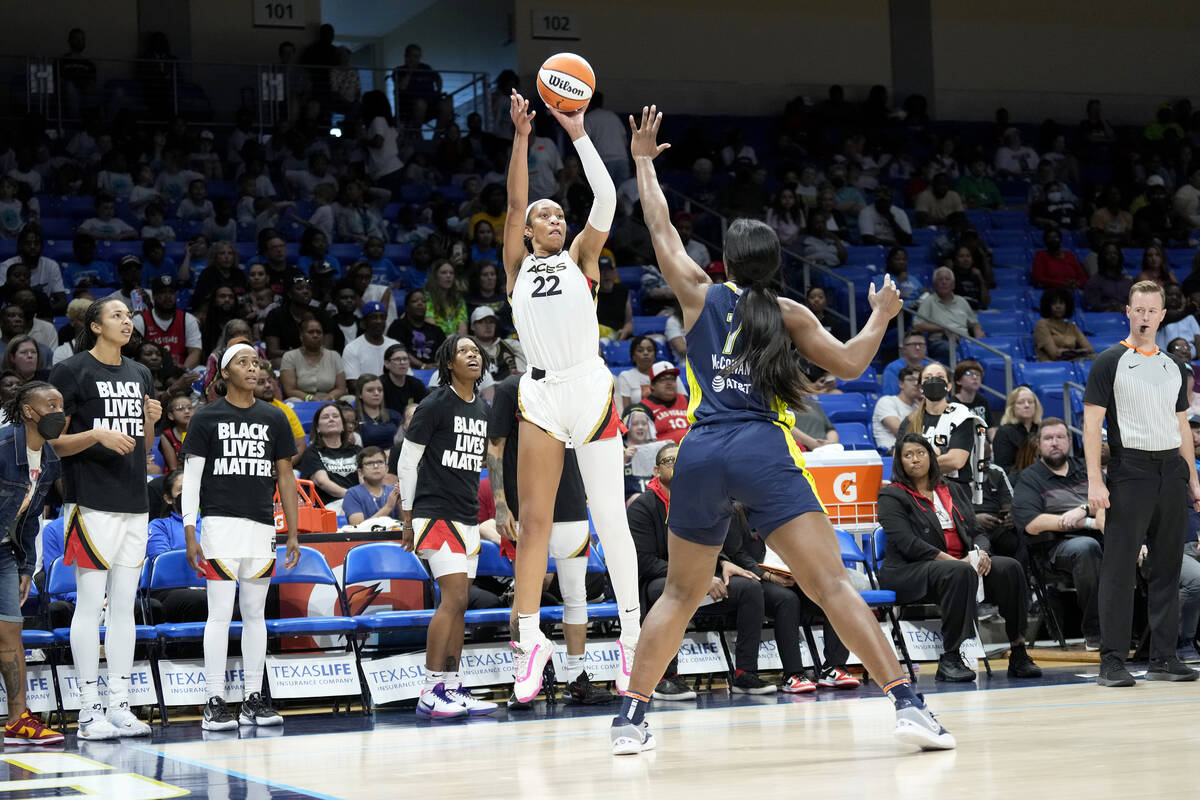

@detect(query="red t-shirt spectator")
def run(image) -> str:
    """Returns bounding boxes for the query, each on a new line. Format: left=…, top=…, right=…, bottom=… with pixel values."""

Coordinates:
left=1032, top=249, right=1088, bottom=289
left=636, top=362, right=692, bottom=443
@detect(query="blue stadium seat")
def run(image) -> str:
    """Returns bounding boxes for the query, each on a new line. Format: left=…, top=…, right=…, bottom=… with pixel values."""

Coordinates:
left=976, top=312, right=1027, bottom=337
left=964, top=209, right=991, bottom=231
left=151, top=550, right=243, bottom=639
left=992, top=267, right=1029, bottom=287
left=40, top=218, right=77, bottom=240
left=833, top=422, right=874, bottom=450
left=616, top=266, right=644, bottom=285
left=412, top=369, right=435, bottom=386
left=839, top=530, right=915, bottom=680
left=399, top=185, right=431, bottom=204
left=816, top=393, right=871, bottom=423
left=1015, top=362, right=1075, bottom=418
left=344, top=543, right=435, bottom=634
left=910, top=228, right=937, bottom=249
left=384, top=242, right=414, bottom=263
left=988, top=209, right=1031, bottom=230
left=435, top=184, right=467, bottom=204
left=601, top=339, right=632, bottom=366
left=985, top=229, right=1031, bottom=248
left=285, top=400, right=326, bottom=433
left=267, top=547, right=357, bottom=638
left=988, top=287, right=1034, bottom=308
left=991, top=247, right=1032, bottom=269
left=329, top=243, right=361, bottom=262
left=46, top=557, right=157, bottom=645
left=632, top=315, right=667, bottom=335
left=1079, top=312, right=1127, bottom=336
left=844, top=246, right=885, bottom=269
left=835, top=365, right=879, bottom=394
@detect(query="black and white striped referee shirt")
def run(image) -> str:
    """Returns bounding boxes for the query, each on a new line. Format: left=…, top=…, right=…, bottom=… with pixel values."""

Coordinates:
left=1083, top=341, right=1189, bottom=455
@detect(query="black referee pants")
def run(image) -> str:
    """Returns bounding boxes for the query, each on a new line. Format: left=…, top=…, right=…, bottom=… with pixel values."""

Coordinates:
left=1099, top=451, right=1188, bottom=663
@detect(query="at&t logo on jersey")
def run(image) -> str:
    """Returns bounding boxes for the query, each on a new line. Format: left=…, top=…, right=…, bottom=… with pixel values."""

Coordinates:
left=709, top=354, right=751, bottom=393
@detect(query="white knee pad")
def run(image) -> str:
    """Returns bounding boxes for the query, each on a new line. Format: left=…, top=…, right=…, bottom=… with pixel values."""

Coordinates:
left=557, top=556, right=589, bottom=626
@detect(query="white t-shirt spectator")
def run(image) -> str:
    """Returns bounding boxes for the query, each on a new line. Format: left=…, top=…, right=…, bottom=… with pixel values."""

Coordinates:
left=0, top=256, right=65, bottom=296
left=309, top=205, right=335, bottom=241
left=615, top=368, right=687, bottom=408
left=1157, top=315, right=1200, bottom=351
left=857, top=205, right=912, bottom=245
left=285, top=170, right=339, bottom=202
left=342, top=335, right=400, bottom=381
left=365, top=117, right=403, bottom=180
left=528, top=137, right=563, bottom=201
left=177, top=198, right=214, bottom=221
left=202, top=217, right=237, bottom=243
left=685, top=238, right=711, bottom=269
left=133, top=309, right=203, bottom=350
left=97, top=171, right=134, bottom=200
left=78, top=216, right=136, bottom=240
left=994, top=145, right=1038, bottom=177
left=141, top=224, right=176, bottom=242
left=872, top=394, right=917, bottom=452
left=28, top=317, right=57, bottom=353
left=8, top=168, right=41, bottom=194
left=155, top=169, right=204, bottom=205
left=584, top=108, right=628, bottom=164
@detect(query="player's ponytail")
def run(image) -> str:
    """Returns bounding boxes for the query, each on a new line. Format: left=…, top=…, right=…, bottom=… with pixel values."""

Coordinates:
left=722, top=218, right=813, bottom=411
left=74, top=296, right=127, bottom=353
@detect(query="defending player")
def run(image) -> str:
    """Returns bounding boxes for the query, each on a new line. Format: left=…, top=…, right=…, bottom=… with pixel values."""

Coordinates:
left=49, top=297, right=161, bottom=740
left=609, top=107, right=955, bottom=755
left=398, top=336, right=498, bottom=718
left=502, top=91, right=642, bottom=702
left=181, top=343, right=300, bottom=730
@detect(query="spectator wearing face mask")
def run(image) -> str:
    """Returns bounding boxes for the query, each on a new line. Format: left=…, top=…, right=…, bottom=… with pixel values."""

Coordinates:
left=897, top=361, right=986, bottom=491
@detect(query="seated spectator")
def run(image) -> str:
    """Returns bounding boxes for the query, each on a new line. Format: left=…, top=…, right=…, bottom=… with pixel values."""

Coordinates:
left=828, top=163, right=866, bottom=218
left=192, top=241, right=247, bottom=311
left=877, top=434, right=1041, bottom=682
left=815, top=187, right=851, bottom=241
left=721, top=502, right=861, bottom=693
left=155, top=150, right=202, bottom=205
left=1133, top=179, right=1187, bottom=246
left=639, top=263, right=677, bottom=317
left=994, top=128, right=1038, bottom=179
left=882, top=330, right=932, bottom=395
left=673, top=212, right=712, bottom=271
left=1135, top=244, right=1179, bottom=288
left=0, top=226, right=66, bottom=313
left=1173, top=167, right=1200, bottom=230
left=381, top=344, right=429, bottom=412
left=52, top=297, right=90, bottom=365
left=202, top=198, right=237, bottom=243
left=469, top=307, right=523, bottom=382
left=279, top=317, right=347, bottom=402
left=137, top=340, right=192, bottom=400
left=914, top=173, right=965, bottom=227
left=1031, top=229, right=1087, bottom=290
left=112, top=255, right=150, bottom=315
left=343, top=302, right=399, bottom=388
left=992, top=386, right=1042, bottom=476
left=145, top=470, right=208, bottom=624
left=1084, top=243, right=1134, bottom=311
left=897, top=361, right=983, bottom=489
left=156, top=390, right=193, bottom=472
left=176, top=179, right=213, bottom=222
left=951, top=359, right=995, bottom=426
left=873, top=364, right=922, bottom=454
left=1090, top=185, right=1134, bottom=244
left=955, top=156, right=1003, bottom=210
left=354, top=373, right=401, bottom=451
left=466, top=261, right=509, bottom=332
left=869, top=247, right=921, bottom=307
left=765, top=188, right=804, bottom=247
left=299, top=402, right=362, bottom=505
left=630, top=361, right=689, bottom=444
left=806, top=286, right=848, bottom=341
left=77, top=193, right=136, bottom=241
left=800, top=210, right=847, bottom=268
left=790, top=395, right=838, bottom=450
left=595, top=257, right=633, bottom=341
left=1029, top=179, right=1083, bottom=232
left=140, top=202, right=176, bottom=242
left=285, top=152, right=339, bottom=203
left=386, top=289, right=444, bottom=369
left=424, top=261, right=467, bottom=337
left=298, top=228, right=340, bottom=278
left=1034, top=287, right=1094, bottom=361
left=622, top=406, right=667, bottom=501
left=336, top=181, right=387, bottom=244
left=914, top=268, right=985, bottom=363
left=627, top=443, right=776, bottom=697
left=1011, top=418, right=1104, bottom=649
left=1157, top=284, right=1200, bottom=354
left=188, top=129, right=222, bottom=180
left=858, top=186, right=912, bottom=247
left=253, top=359, right=306, bottom=464
left=342, top=447, right=401, bottom=526
left=616, top=335, right=674, bottom=412
left=2, top=335, right=47, bottom=383
left=263, top=275, right=328, bottom=362
left=61, top=232, right=115, bottom=291
left=133, top=275, right=202, bottom=369
left=948, top=245, right=989, bottom=310
left=393, top=43, right=443, bottom=130
left=344, top=261, right=394, bottom=328
left=140, top=236, right=184, bottom=286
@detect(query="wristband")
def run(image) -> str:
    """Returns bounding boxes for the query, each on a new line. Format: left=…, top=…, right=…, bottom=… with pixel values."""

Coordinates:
left=1085, top=517, right=1095, bottom=530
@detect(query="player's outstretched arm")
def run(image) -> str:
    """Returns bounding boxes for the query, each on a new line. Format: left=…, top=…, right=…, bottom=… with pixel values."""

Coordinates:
left=781, top=276, right=903, bottom=380
left=503, top=91, right=536, bottom=295
left=630, top=106, right=710, bottom=328
left=548, top=104, right=613, bottom=285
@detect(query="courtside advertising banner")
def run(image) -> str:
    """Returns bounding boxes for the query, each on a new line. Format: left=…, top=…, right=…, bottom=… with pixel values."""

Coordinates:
left=55, top=662, right=157, bottom=710
left=0, top=665, right=57, bottom=713
left=266, top=652, right=361, bottom=698
left=158, top=659, right=245, bottom=705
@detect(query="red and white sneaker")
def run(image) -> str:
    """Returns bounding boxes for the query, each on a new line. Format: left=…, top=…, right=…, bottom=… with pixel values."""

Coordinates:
left=782, top=674, right=817, bottom=694
left=817, top=668, right=861, bottom=689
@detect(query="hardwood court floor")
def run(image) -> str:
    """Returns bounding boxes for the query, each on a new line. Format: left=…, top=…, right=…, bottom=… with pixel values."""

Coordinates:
left=115, top=672, right=1200, bottom=799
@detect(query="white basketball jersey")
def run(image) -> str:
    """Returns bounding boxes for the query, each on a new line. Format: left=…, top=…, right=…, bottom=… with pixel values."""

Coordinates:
left=510, top=250, right=599, bottom=371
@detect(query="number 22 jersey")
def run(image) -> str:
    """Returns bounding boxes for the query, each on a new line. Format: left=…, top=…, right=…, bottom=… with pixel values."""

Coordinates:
left=510, top=250, right=599, bottom=372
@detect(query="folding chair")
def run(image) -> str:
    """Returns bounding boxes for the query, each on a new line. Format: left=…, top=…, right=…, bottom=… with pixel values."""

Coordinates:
left=834, top=531, right=916, bottom=682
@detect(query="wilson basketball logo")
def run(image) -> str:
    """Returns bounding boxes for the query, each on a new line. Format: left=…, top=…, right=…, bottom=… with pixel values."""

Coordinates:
left=536, top=52, right=596, bottom=112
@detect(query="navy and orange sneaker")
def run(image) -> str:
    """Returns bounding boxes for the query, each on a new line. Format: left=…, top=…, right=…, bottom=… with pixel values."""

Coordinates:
left=4, top=710, right=64, bottom=746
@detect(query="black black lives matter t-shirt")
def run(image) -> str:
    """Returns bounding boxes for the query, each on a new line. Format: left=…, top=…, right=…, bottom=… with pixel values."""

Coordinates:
left=490, top=375, right=587, bottom=521
left=298, top=444, right=362, bottom=504
left=180, top=398, right=298, bottom=526
left=406, top=384, right=488, bottom=522
left=50, top=352, right=153, bottom=513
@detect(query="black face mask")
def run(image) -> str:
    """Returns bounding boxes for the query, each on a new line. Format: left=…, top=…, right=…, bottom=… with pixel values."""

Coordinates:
left=29, top=410, right=66, bottom=440
left=921, top=378, right=948, bottom=402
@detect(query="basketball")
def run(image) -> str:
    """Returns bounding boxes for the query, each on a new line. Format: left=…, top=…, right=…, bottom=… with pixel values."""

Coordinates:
left=536, top=52, right=596, bottom=112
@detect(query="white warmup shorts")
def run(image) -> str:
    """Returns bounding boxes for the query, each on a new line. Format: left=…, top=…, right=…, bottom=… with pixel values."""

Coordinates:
left=517, top=357, right=622, bottom=448
left=63, top=504, right=149, bottom=570
left=414, top=518, right=481, bottom=580
left=201, top=516, right=278, bottom=581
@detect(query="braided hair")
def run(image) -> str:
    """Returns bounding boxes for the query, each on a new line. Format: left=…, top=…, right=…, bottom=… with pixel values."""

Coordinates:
left=2, top=380, right=58, bottom=428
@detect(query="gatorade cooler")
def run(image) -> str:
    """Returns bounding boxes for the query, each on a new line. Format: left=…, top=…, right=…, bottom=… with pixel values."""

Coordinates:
left=803, top=448, right=883, bottom=532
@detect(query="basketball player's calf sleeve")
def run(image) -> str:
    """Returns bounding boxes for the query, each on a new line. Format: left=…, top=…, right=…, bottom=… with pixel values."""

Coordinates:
left=575, top=438, right=641, bottom=638
left=102, top=564, right=141, bottom=706
left=238, top=580, right=270, bottom=698
left=204, top=580, right=238, bottom=695
left=70, top=568, right=108, bottom=707
left=557, top=556, right=589, bottom=626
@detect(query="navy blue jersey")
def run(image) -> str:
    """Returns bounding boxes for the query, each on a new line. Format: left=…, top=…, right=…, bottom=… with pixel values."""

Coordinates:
left=683, top=282, right=796, bottom=431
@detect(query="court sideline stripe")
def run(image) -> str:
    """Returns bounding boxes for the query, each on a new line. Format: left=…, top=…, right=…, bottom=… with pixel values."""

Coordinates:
left=126, top=743, right=345, bottom=800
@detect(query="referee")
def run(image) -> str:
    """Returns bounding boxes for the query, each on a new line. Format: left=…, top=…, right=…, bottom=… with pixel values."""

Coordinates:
left=1084, top=280, right=1200, bottom=687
